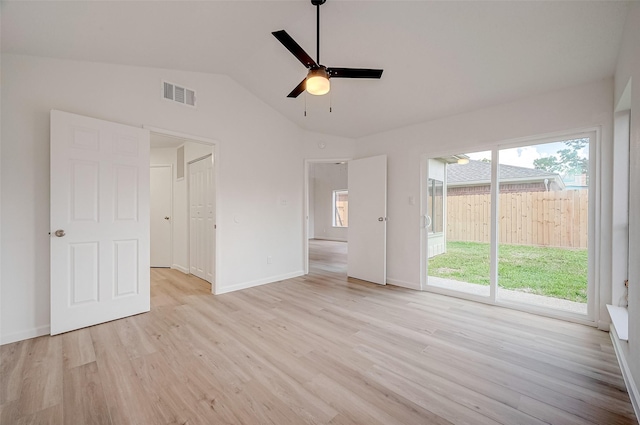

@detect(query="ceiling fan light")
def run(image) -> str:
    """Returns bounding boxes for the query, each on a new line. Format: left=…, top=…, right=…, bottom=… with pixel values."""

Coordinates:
left=306, top=68, right=330, bottom=95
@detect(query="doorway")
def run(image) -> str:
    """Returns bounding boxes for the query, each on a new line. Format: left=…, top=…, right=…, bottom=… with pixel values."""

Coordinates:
left=148, top=127, right=218, bottom=293
left=304, top=159, right=351, bottom=275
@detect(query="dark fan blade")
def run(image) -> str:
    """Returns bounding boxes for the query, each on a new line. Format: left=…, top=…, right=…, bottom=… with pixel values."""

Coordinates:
left=328, top=68, right=383, bottom=79
left=287, top=78, right=307, bottom=98
left=272, top=30, right=317, bottom=69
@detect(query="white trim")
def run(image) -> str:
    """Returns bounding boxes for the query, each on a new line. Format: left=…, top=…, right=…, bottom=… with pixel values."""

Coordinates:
left=214, top=271, right=305, bottom=295
left=145, top=125, right=219, bottom=295
left=609, top=326, right=640, bottom=423
left=1, top=325, right=50, bottom=346
left=303, top=158, right=352, bottom=275
left=145, top=126, right=215, bottom=145
left=187, top=153, right=212, bottom=165
left=312, top=237, right=347, bottom=242
left=172, top=264, right=189, bottom=274
left=387, top=278, right=421, bottom=290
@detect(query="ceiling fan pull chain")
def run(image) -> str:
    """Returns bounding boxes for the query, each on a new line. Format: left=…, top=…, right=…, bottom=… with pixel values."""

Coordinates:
left=304, top=92, right=307, bottom=117
left=329, top=91, right=332, bottom=113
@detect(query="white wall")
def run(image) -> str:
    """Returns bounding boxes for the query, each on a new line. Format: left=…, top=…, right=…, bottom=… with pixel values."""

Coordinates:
left=303, top=130, right=356, bottom=160
left=0, top=54, right=305, bottom=343
left=355, top=79, right=615, bottom=324
left=614, top=1, right=640, bottom=411
left=311, top=162, right=348, bottom=242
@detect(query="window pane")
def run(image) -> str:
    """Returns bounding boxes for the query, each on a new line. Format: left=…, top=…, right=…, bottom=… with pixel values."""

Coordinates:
left=497, top=138, right=589, bottom=314
left=333, top=190, right=348, bottom=227
left=427, top=152, right=491, bottom=297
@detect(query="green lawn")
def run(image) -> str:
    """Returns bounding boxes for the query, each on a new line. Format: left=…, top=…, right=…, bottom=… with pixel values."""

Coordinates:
left=428, top=241, right=588, bottom=303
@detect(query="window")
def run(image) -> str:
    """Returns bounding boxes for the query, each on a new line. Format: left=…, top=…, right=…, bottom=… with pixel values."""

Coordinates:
left=333, top=190, right=348, bottom=227
left=427, top=178, right=444, bottom=233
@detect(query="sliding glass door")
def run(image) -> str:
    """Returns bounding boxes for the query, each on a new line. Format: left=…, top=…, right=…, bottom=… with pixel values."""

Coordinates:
left=424, top=154, right=492, bottom=298
left=424, top=132, right=594, bottom=319
left=497, top=139, right=590, bottom=314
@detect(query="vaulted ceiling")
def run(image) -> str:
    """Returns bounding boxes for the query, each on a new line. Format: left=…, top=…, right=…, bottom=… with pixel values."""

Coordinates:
left=1, top=1, right=630, bottom=138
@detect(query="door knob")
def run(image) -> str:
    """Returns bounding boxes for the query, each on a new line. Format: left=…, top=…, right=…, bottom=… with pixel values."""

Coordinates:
left=54, top=229, right=66, bottom=237
left=378, top=217, right=385, bottom=222
left=164, top=216, right=170, bottom=220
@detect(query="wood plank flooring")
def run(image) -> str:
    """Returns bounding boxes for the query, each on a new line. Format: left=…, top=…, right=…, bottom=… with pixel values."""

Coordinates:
left=1, top=239, right=637, bottom=424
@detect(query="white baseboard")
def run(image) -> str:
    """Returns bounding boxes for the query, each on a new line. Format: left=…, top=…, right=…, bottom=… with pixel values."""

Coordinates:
left=312, top=237, right=347, bottom=242
left=386, top=278, right=421, bottom=291
left=1, top=325, right=50, bottom=345
left=172, top=264, right=189, bottom=274
left=609, top=324, right=640, bottom=423
left=215, top=270, right=305, bottom=295
left=598, top=319, right=611, bottom=332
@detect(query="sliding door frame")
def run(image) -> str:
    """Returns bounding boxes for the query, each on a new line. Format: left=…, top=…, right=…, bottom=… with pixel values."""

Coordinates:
left=422, top=127, right=601, bottom=326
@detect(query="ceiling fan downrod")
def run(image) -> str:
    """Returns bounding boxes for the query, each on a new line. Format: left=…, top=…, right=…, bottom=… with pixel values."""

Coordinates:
left=311, top=0, right=326, bottom=65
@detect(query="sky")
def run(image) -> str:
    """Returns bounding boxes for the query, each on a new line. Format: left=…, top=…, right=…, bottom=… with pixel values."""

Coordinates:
left=465, top=139, right=589, bottom=169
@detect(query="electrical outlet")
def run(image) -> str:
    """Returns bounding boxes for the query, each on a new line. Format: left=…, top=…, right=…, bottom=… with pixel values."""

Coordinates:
left=267, top=256, right=273, bottom=264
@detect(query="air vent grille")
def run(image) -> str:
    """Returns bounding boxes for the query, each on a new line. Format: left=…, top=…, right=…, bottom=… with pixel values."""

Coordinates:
left=162, top=81, right=196, bottom=107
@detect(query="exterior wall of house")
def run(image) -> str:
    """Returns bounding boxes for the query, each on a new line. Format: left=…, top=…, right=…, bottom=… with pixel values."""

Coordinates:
left=447, top=182, right=549, bottom=196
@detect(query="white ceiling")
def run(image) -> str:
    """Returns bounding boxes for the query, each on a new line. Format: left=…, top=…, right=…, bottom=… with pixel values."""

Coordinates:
left=1, top=1, right=630, bottom=139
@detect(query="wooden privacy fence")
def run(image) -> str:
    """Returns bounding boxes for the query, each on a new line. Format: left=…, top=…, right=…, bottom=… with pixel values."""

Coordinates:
left=447, top=190, right=588, bottom=248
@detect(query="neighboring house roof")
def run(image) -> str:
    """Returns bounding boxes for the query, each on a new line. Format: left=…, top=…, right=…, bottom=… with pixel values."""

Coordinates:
left=447, top=160, right=565, bottom=189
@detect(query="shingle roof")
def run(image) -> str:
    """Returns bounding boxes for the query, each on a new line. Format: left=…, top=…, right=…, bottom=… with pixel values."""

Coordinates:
left=447, top=160, right=559, bottom=184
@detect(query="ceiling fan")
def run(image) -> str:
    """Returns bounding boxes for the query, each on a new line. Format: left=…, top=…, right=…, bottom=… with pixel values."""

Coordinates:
left=272, top=0, right=383, bottom=98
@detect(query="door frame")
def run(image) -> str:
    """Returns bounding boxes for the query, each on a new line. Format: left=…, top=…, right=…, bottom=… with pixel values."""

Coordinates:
left=150, top=164, right=174, bottom=267
left=303, top=158, right=352, bottom=275
left=145, top=126, right=219, bottom=294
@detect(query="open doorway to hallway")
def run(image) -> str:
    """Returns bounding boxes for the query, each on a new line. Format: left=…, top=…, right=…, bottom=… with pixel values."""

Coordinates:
left=309, top=240, right=347, bottom=276
left=305, top=160, right=350, bottom=275
left=149, top=131, right=217, bottom=294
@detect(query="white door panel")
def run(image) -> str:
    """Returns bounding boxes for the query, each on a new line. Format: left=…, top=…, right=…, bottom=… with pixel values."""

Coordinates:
left=50, top=110, right=150, bottom=335
left=189, top=155, right=215, bottom=283
left=347, top=155, right=387, bottom=285
left=150, top=166, right=172, bottom=267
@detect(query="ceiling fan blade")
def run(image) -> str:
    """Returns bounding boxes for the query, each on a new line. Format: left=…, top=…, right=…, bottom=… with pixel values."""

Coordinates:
left=272, top=30, right=317, bottom=69
left=287, top=78, right=307, bottom=98
left=328, top=68, right=384, bottom=79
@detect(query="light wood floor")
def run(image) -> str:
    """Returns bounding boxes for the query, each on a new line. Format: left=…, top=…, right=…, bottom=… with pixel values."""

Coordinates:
left=1, top=239, right=637, bottom=425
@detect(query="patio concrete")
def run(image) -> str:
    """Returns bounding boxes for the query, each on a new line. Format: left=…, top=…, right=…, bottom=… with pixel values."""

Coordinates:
left=428, top=276, right=588, bottom=315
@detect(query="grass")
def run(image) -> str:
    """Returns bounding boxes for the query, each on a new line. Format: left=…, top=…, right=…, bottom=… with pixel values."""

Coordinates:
left=428, top=241, right=588, bottom=303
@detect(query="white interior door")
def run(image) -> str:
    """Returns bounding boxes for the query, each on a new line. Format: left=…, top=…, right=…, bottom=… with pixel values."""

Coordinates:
left=347, top=155, right=387, bottom=284
left=150, top=165, right=172, bottom=267
left=50, top=110, right=150, bottom=335
left=189, top=155, right=215, bottom=283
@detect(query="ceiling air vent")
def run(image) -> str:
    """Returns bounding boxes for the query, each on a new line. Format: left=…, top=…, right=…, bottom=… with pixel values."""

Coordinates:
left=162, top=81, right=196, bottom=107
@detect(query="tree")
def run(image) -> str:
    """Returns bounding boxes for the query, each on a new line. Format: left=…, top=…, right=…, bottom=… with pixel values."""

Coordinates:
left=533, top=138, right=588, bottom=178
